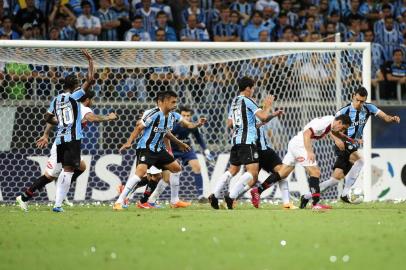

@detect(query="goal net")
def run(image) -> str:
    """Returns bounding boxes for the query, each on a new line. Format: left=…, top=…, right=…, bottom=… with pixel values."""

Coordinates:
left=0, top=41, right=371, bottom=203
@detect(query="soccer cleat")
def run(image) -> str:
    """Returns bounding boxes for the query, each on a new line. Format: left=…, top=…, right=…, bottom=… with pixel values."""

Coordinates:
left=312, top=204, right=332, bottom=211
left=208, top=194, right=219, bottom=209
left=137, top=202, right=156, bottom=209
left=299, top=195, right=310, bottom=209
left=283, top=202, right=298, bottom=210
left=113, top=202, right=123, bottom=211
left=250, top=187, right=261, bottom=208
left=63, top=198, right=74, bottom=207
left=117, top=184, right=130, bottom=206
left=52, top=207, right=64, bottom=213
left=148, top=202, right=162, bottom=208
left=170, top=201, right=192, bottom=208
left=340, top=195, right=351, bottom=204
left=16, top=195, right=28, bottom=212
left=224, top=195, right=234, bottom=210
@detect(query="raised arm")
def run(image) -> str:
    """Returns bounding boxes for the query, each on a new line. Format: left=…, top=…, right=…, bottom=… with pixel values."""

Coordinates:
left=81, top=49, right=95, bottom=92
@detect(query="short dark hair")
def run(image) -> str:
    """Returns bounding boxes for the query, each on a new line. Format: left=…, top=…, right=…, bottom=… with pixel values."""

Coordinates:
left=156, top=11, right=167, bottom=18
left=133, top=15, right=143, bottom=21
left=179, top=105, right=194, bottom=114
left=2, top=16, right=12, bottom=22
left=79, top=91, right=95, bottom=102
left=354, top=86, right=368, bottom=97
left=81, top=0, right=92, bottom=8
left=381, top=4, right=392, bottom=11
left=393, top=48, right=403, bottom=56
left=238, top=76, right=254, bottom=91
left=335, top=114, right=351, bottom=126
left=63, top=73, right=79, bottom=91
left=157, top=90, right=178, bottom=102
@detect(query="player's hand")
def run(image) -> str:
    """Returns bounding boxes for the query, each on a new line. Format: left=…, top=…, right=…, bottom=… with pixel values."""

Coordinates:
left=178, top=142, right=191, bottom=152
left=307, top=151, right=316, bottom=163
left=197, top=117, right=207, bottom=127
left=108, top=112, right=118, bottom=121
left=36, top=136, right=49, bottom=149
left=391, top=115, right=400, bottom=123
left=204, top=149, right=215, bottom=162
left=356, top=139, right=363, bottom=145
left=335, top=140, right=345, bottom=151
left=272, top=109, right=284, bottom=117
left=263, top=95, right=275, bottom=109
left=82, top=49, right=93, bottom=61
left=119, top=142, right=132, bottom=152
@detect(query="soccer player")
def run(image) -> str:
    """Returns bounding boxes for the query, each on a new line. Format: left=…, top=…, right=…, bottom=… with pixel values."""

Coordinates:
left=250, top=114, right=352, bottom=210
left=208, top=76, right=282, bottom=210
left=301, top=86, right=400, bottom=206
left=43, top=49, right=94, bottom=212
left=16, top=91, right=118, bottom=211
left=114, top=90, right=205, bottom=210
left=170, top=106, right=214, bottom=203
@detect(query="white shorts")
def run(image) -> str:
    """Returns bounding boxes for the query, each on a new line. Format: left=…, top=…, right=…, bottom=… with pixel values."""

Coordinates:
left=45, top=143, right=63, bottom=178
left=282, top=136, right=318, bottom=167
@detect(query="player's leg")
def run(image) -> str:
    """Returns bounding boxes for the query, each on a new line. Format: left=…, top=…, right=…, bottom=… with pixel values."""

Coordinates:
left=209, top=164, right=240, bottom=209
left=303, top=165, right=328, bottom=210
left=53, top=141, right=81, bottom=212
left=341, top=151, right=363, bottom=201
left=148, top=170, right=170, bottom=204
left=188, top=158, right=206, bottom=202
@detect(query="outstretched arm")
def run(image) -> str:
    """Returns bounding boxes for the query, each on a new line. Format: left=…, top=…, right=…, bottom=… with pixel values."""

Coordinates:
left=81, top=49, right=95, bottom=92
left=376, top=111, right=400, bottom=123
left=84, top=112, right=118, bottom=123
left=36, top=123, right=55, bottom=148
left=180, top=117, right=207, bottom=129
left=119, top=121, right=145, bottom=152
left=165, top=132, right=191, bottom=152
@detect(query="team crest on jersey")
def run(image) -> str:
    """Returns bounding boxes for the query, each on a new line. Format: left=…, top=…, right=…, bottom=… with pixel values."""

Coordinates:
left=140, top=156, right=146, bottom=162
left=348, top=145, right=353, bottom=150
left=47, top=162, right=53, bottom=169
left=254, top=152, right=259, bottom=159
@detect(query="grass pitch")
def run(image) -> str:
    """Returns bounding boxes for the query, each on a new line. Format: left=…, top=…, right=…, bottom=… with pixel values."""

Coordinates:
left=1, top=202, right=406, bottom=270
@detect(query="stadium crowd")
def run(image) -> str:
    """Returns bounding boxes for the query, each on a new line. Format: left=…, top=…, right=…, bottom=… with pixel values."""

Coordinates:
left=0, top=0, right=406, bottom=101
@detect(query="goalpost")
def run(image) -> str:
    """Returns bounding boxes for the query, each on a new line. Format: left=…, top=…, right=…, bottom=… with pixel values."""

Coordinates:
left=0, top=40, right=372, bottom=202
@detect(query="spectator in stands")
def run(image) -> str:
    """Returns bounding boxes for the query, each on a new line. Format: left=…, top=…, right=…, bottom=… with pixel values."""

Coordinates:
left=343, top=0, right=364, bottom=25
left=49, top=4, right=77, bottom=40
left=281, top=0, right=298, bottom=28
left=272, top=9, right=289, bottom=40
left=125, top=15, right=151, bottom=41
left=153, top=0, right=173, bottom=22
left=76, top=0, right=101, bottom=41
left=300, top=15, right=318, bottom=41
left=229, top=10, right=242, bottom=26
left=68, top=0, right=96, bottom=17
left=205, top=0, right=222, bottom=33
left=256, top=0, right=280, bottom=17
left=152, top=11, right=177, bottom=41
left=376, top=16, right=403, bottom=61
left=381, top=49, right=406, bottom=99
left=345, top=17, right=364, bottom=42
left=328, top=11, right=347, bottom=38
left=262, top=6, right=276, bottom=36
left=213, top=6, right=241, bottom=42
left=258, top=29, right=270, bottom=42
left=243, top=10, right=266, bottom=42
left=182, top=0, right=206, bottom=29
left=0, top=16, right=19, bottom=39
left=180, top=14, right=210, bottom=41
left=325, top=22, right=337, bottom=39
left=32, top=23, right=44, bottom=39
left=359, top=0, right=380, bottom=22
left=15, top=0, right=45, bottom=35
left=278, top=25, right=296, bottom=42
left=112, top=0, right=131, bottom=40
left=134, top=0, right=157, bottom=35
left=0, top=0, right=10, bottom=20
left=307, top=5, right=325, bottom=33
left=48, top=26, right=60, bottom=40
left=398, top=10, right=406, bottom=36
left=230, top=0, right=253, bottom=19
left=20, top=23, right=33, bottom=40
left=374, top=4, right=397, bottom=37
left=308, top=31, right=321, bottom=42
left=154, top=28, right=167, bottom=41
left=97, top=0, right=120, bottom=41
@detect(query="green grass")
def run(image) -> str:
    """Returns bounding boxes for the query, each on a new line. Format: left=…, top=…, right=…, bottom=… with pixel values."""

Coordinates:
left=1, top=202, right=406, bottom=270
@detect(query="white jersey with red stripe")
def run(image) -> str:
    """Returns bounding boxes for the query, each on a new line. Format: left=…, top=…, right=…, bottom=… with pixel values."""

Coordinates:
left=45, top=104, right=93, bottom=177
left=282, top=115, right=334, bottom=167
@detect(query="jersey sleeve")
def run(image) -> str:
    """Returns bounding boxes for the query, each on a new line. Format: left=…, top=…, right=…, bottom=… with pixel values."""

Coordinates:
left=244, top=98, right=261, bottom=114
left=308, top=116, right=333, bottom=135
left=47, top=97, right=56, bottom=115
left=80, top=105, right=93, bottom=120
left=172, top=112, right=182, bottom=123
left=71, top=88, right=86, bottom=100
left=141, top=109, right=158, bottom=127
left=365, top=103, right=381, bottom=116
left=335, top=105, right=349, bottom=117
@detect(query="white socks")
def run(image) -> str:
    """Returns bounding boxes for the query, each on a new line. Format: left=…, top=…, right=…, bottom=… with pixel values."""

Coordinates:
left=213, top=171, right=232, bottom=198
left=148, top=179, right=168, bottom=203
left=279, top=180, right=290, bottom=204
left=229, top=172, right=253, bottom=199
left=170, top=172, right=181, bottom=204
left=320, top=177, right=340, bottom=193
left=116, top=175, right=140, bottom=204
left=342, top=159, right=364, bottom=196
left=54, top=171, right=74, bottom=208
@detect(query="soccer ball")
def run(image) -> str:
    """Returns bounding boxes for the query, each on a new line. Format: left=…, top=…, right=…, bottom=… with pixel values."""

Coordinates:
left=348, top=188, right=364, bottom=204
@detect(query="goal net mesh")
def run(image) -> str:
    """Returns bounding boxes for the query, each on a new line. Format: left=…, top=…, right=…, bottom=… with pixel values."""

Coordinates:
left=0, top=45, right=364, bottom=203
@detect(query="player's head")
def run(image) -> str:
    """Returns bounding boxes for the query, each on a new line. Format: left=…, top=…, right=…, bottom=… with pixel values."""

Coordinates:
left=332, top=114, right=351, bottom=132
left=64, top=73, right=79, bottom=92
left=392, top=48, right=403, bottom=64
left=351, top=86, right=368, bottom=110
left=238, top=76, right=255, bottom=96
left=157, top=90, right=178, bottom=112
left=179, top=106, right=194, bottom=121
left=147, top=166, right=163, bottom=181
left=79, top=91, right=96, bottom=107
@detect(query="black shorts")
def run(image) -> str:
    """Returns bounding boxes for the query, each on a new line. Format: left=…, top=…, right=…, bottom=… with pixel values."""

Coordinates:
left=333, top=142, right=358, bottom=175
left=229, top=144, right=259, bottom=166
left=259, top=148, right=282, bottom=173
left=136, top=149, right=175, bottom=170
left=56, top=140, right=81, bottom=168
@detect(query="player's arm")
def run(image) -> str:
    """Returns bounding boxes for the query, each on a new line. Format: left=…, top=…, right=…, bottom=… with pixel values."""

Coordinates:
left=376, top=111, right=401, bottom=123
left=329, top=132, right=346, bottom=150
left=44, top=113, right=58, bottom=125
left=119, top=121, right=145, bottom=152
left=81, top=49, right=95, bottom=92
left=192, top=128, right=214, bottom=160
left=303, top=129, right=316, bottom=162
left=255, top=96, right=284, bottom=123
left=165, top=131, right=191, bottom=152
left=179, top=117, right=207, bottom=129
left=84, top=112, right=118, bottom=123
left=36, top=123, right=54, bottom=149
